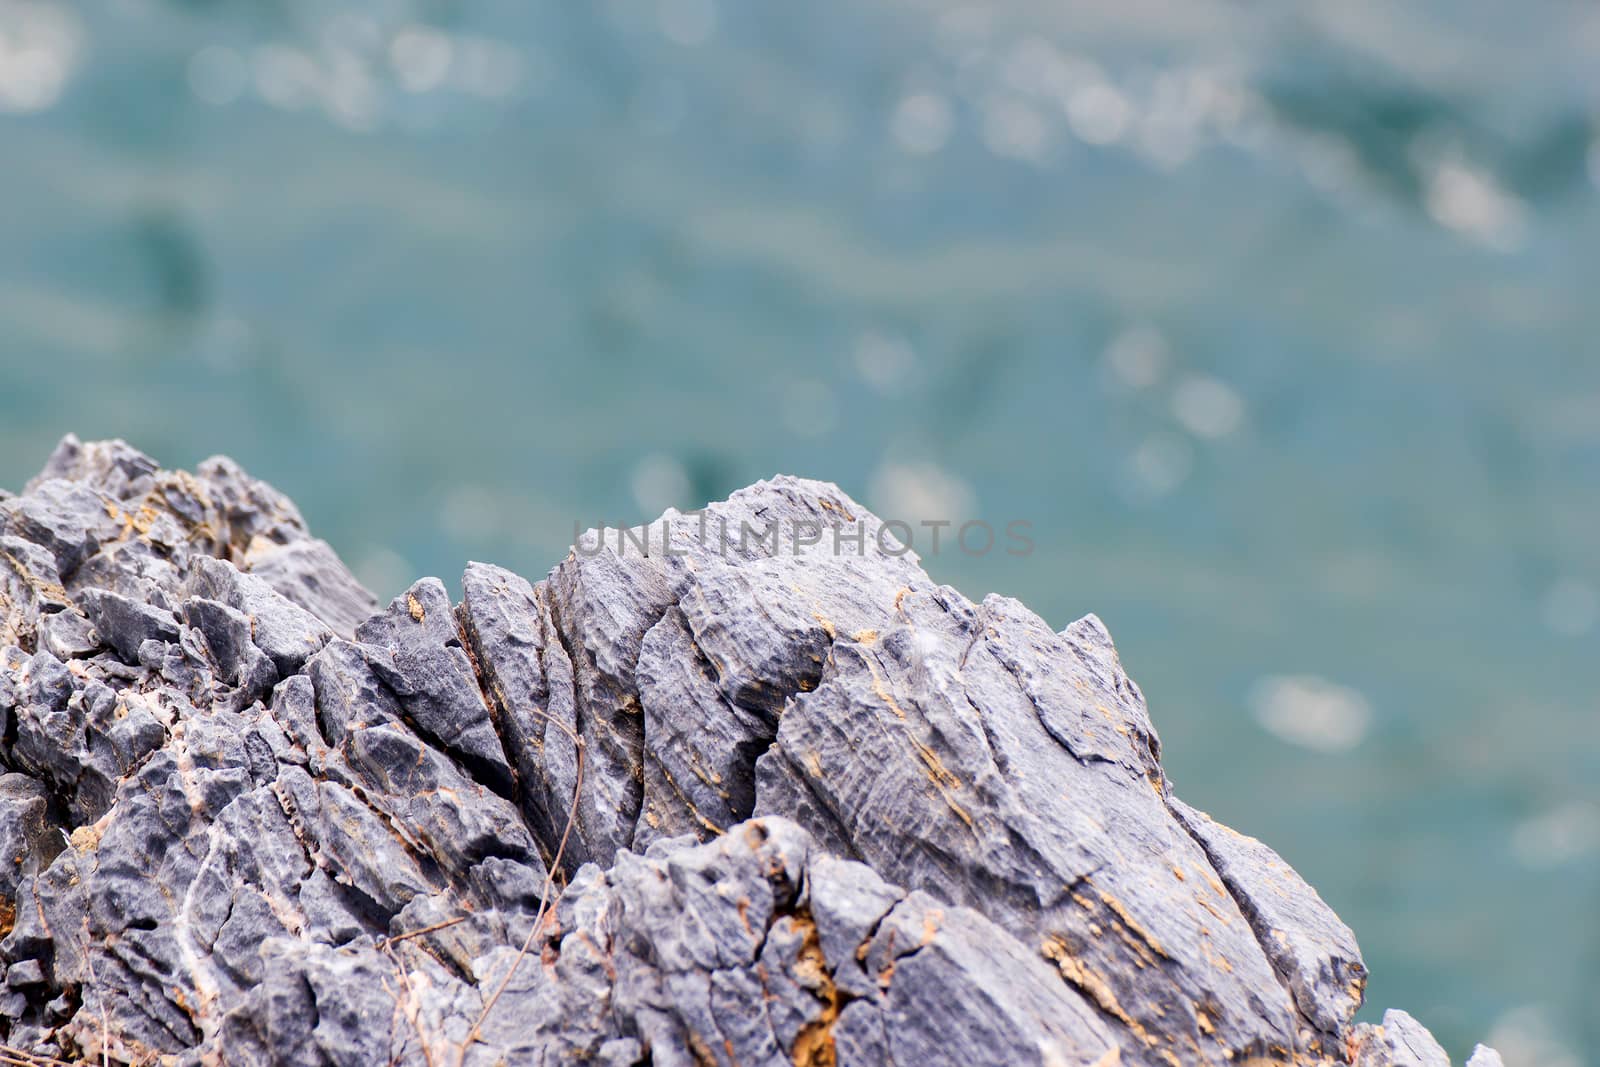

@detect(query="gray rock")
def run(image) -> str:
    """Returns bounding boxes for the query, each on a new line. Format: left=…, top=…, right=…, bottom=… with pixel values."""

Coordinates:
left=1169, top=797, right=1367, bottom=1044
left=1466, top=1045, right=1506, bottom=1067
left=0, top=535, right=72, bottom=652
left=0, top=479, right=117, bottom=582
left=187, top=556, right=333, bottom=676
left=23, top=434, right=159, bottom=501
left=457, top=561, right=580, bottom=864
left=6, top=648, right=165, bottom=825
left=0, top=774, right=54, bottom=900
left=244, top=538, right=377, bottom=640
left=183, top=596, right=279, bottom=703
left=33, top=607, right=100, bottom=661
left=0, top=439, right=1498, bottom=1067
left=355, top=578, right=513, bottom=794
left=754, top=590, right=1304, bottom=1062
left=5, top=959, right=44, bottom=988
left=1353, top=1009, right=1452, bottom=1066
left=76, top=587, right=179, bottom=661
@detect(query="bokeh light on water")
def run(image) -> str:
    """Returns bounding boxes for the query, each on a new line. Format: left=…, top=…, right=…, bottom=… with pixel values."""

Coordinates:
left=2, top=1, right=1599, bottom=1059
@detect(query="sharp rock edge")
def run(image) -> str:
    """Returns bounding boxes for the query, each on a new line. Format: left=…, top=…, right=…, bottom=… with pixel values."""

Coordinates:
left=0, top=435, right=1497, bottom=1066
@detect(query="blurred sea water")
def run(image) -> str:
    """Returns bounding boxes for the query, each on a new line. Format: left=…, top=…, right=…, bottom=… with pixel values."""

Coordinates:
left=1, top=1, right=1598, bottom=1060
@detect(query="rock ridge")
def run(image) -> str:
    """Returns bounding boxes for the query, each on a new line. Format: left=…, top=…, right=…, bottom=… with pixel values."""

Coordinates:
left=0, top=435, right=1495, bottom=1066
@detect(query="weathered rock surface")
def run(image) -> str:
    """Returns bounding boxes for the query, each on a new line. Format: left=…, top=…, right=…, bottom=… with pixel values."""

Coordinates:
left=0, top=437, right=1499, bottom=1066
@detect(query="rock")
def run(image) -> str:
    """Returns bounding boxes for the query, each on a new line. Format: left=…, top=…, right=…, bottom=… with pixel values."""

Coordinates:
left=1169, top=797, right=1367, bottom=1042
left=1352, top=1009, right=1451, bottom=1066
left=457, top=562, right=580, bottom=861
left=0, top=535, right=73, bottom=653
left=182, top=597, right=279, bottom=703
left=5, top=959, right=44, bottom=989
left=355, top=578, right=513, bottom=795
left=244, top=539, right=377, bottom=640
left=0, top=437, right=1500, bottom=1067
left=76, top=588, right=179, bottom=662
left=33, top=607, right=100, bottom=661
left=0, top=774, right=55, bottom=900
left=23, top=434, right=159, bottom=501
left=0, top=480, right=117, bottom=582
left=187, top=557, right=333, bottom=676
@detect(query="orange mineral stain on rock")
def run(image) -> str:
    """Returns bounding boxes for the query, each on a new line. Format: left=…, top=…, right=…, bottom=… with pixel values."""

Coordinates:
left=789, top=909, right=842, bottom=1067
left=1041, top=936, right=1154, bottom=1048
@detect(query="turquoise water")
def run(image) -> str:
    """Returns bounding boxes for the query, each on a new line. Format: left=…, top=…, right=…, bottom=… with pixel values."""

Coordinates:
left=1, top=2, right=1597, bottom=1059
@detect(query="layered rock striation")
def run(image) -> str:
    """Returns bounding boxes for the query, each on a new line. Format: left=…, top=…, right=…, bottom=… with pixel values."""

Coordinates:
left=0, top=436, right=1497, bottom=1066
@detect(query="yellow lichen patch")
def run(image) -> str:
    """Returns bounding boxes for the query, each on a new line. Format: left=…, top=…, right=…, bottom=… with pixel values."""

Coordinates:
left=735, top=898, right=755, bottom=939
left=245, top=533, right=282, bottom=560
left=1199, top=935, right=1234, bottom=974
left=69, top=823, right=103, bottom=852
left=1345, top=1024, right=1380, bottom=1064
left=851, top=629, right=879, bottom=645
left=804, top=751, right=825, bottom=779
left=789, top=909, right=842, bottom=1067
left=1040, top=936, right=1154, bottom=1047
left=910, top=740, right=960, bottom=791
left=406, top=594, right=426, bottom=623
left=0, top=546, right=69, bottom=604
left=686, top=1032, right=719, bottom=1065
left=688, top=758, right=727, bottom=796
left=657, top=765, right=726, bottom=836
left=810, top=611, right=837, bottom=639
left=817, top=497, right=855, bottom=523
left=861, top=657, right=908, bottom=720
left=127, top=503, right=161, bottom=537
left=907, top=738, right=974, bottom=830
left=875, top=953, right=897, bottom=990
left=1096, top=889, right=1169, bottom=960
left=935, top=791, right=976, bottom=831
left=918, top=908, right=943, bottom=948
